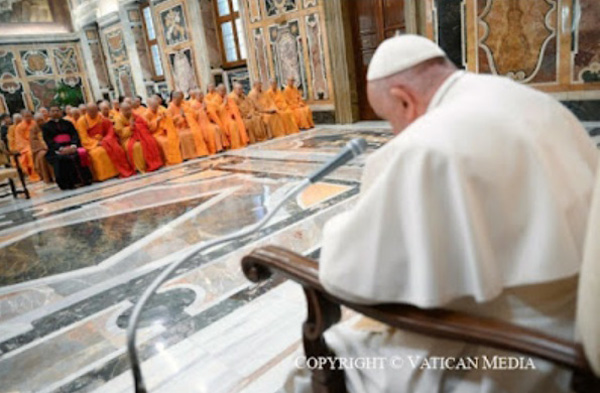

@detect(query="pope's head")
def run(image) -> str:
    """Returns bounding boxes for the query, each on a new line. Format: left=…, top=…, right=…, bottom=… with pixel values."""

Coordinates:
left=367, top=34, right=456, bottom=134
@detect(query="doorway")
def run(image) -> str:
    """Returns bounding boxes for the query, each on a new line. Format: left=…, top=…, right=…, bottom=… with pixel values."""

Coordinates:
left=348, top=0, right=406, bottom=120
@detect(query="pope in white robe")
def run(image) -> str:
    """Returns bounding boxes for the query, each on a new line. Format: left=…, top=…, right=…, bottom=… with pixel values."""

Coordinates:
left=281, top=35, right=598, bottom=393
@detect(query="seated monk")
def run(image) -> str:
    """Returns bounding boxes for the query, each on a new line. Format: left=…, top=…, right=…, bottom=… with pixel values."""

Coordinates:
left=187, top=89, right=223, bottom=154
left=7, top=113, right=22, bottom=153
left=38, top=107, right=50, bottom=124
left=204, top=83, right=230, bottom=150
left=217, top=84, right=248, bottom=149
left=64, top=108, right=81, bottom=125
left=77, top=103, right=135, bottom=180
left=228, top=83, right=269, bottom=143
left=284, top=77, right=314, bottom=129
left=266, top=79, right=299, bottom=135
left=14, top=110, right=40, bottom=181
left=30, top=113, right=53, bottom=184
left=110, top=99, right=121, bottom=120
left=78, top=104, right=87, bottom=117
left=99, top=101, right=113, bottom=123
left=144, top=97, right=183, bottom=166
left=282, top=35, right=599, bottom=393
left=132, top=97, right=147, bottom=117
left=114, top=102, right=163, bottom=173
left=42, top=105, right=93, bottom=189
left=166, top=91, right=209, bottom=160
left=248, top=81, right=287, bottom=138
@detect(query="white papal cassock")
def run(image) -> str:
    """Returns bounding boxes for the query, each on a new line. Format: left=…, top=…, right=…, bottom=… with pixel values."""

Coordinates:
left=282, top=71, right=598, bottom=393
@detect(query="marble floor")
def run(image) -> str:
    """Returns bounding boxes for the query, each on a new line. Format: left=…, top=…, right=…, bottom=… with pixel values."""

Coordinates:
left=0, top=123, right=394, bottom=393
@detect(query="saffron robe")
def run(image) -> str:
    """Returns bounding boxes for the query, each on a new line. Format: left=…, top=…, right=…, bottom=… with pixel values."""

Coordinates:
left=29, top=123, right=53, bottom=183
left=284, top=72, right=599, bottom=393
left=204, top=93, right=235, bottom=149
left=114, top=114, right=163, bottom=173
left=42, top=119, right=93, bottom=190
left=77, top=115, right=135, bottom=180
left=247, top=89, right=287, bottom=138
left=144, top=107, right=183, bottom=166
left=187, top=99, right=223, bottom=154
left=166, top=102, right=209, bottom=159
left=14, top=120, right=40, bottom=181
left=228, top=92, right=270, bottom=143
left=132, top=106, right=148, bottom=117
left=266, top=87, right=300, bottom=134
left=284, top=85, right=314, bottom=129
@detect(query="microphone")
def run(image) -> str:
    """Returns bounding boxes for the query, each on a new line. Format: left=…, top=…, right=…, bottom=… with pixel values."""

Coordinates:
left=126, top=138, right=367, bottom=393
left=308, top=138, right=368, bottom=183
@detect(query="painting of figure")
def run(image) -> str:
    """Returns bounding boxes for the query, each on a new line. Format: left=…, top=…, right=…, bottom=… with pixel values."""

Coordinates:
left=160, top=4, right=188, bottom=47
left=168, top=49, right=198, bottom=94
left=0, top=0, right=53, bottom=23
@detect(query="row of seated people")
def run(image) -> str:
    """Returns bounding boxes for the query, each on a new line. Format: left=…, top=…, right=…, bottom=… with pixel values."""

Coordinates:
left=1, top=78, right=314, bottom=191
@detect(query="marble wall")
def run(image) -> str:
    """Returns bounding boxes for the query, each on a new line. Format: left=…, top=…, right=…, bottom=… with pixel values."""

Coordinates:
left=0, top=41, right=91, bottom=113
left=100, top=23, right=136, bottom=98
left=151, top=0, right=200, bottom=94
left=426, top=0, right=600, bottom=98
left=240, top=0, right=334, bottom=105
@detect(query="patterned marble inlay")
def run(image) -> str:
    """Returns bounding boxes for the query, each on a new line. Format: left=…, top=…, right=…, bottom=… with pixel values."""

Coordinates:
left=20, top=49, right=53, bottom=76
left=0, top=50, right=18, bottom=78
left=160, top=3, right=189, bottom=47
left=54, top=47, right=79, bottom=74
left=478, top=0, right=558, bottom=83
left=0, top=195, right=215, bottom=286
left=269, top=20, right=307, bottom=99
left=0, top=125, right=393, bottom=393
left=573, top=0, right=600, bottom=83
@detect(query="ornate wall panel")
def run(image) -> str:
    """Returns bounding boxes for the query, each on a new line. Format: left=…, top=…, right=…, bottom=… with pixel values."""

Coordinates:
left=572, top=0, right=600, bottom=83
left=448, top=0, right=600, bottom=95
left=0, top=42, right=91, bottom=112
left=226, top=67, right=251, bottom=93
left=241, top=0, right=334, bottom=105
left=84, top=26, right=111, bottom=90
left=101, top=23, right=135, bottom=97
left=152, top=0, right=201, bottom=94
left=199, top=0, right=222, bottom=68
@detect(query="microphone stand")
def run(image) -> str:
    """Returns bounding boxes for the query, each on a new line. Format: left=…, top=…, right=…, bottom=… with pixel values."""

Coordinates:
left=126, top=138, right=367, bottom=393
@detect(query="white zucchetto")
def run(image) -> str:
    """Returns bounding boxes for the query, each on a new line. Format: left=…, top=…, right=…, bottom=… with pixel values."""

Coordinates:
left=366, top=34, right=447, bottom=81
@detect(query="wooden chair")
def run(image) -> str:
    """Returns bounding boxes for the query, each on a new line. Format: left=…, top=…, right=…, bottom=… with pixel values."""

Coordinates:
left=242, top=245, right=600, bottom=393
left=0, top=145, right=30, bottom=199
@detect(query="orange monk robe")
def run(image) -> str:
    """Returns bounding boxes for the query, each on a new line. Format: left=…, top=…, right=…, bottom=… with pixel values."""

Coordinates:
left=223, top=96, right=249, bottom=148
left=7, top=124, right=17, bottom=151
left=228, top=91, right=267, bottom=144
left=187, top=99, right=222, bottom=154
left=77, top=114, right=135, bottom=180
left=109, top=109, right=120, bottom=122
left=266, top=88, right=300, bottom=135
left=30, top=123, right=53, bottom=183
left=204, top=93, right=230, bottom=149
left=114, top=113, right=163, bottom=173
left=13, top=120, right=40, bottom=181
left=248, top=89, right=287, bottom=138
left=132, top=106, right=148, bottom=117
left=144, top=107, right=183, bottom=165
left=166, top=102, right=209, bottom=160
left=64, top=115, right=76, bottom=125
left=284, top=85, right=314, bottom=129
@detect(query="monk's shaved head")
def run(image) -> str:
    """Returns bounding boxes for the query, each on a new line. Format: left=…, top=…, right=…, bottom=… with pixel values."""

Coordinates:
left=99, top=101, right=110, bottom=116
left=172, top=91, right=184, bottom=99
left=12, top=113, right=22, bottom=122
left=34, top=112, right=45, bottom=124
left=233, top=83, right=243, bottom=95
left=121, top=102, right=132, bottom=118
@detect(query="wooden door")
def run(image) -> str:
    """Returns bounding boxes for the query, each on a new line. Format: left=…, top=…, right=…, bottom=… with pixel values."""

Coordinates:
left=349, top=0, right=406, bottom=120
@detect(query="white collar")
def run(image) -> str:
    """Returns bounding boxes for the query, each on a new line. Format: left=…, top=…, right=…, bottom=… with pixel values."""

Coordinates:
left=427, top=71, right=466, bottom=112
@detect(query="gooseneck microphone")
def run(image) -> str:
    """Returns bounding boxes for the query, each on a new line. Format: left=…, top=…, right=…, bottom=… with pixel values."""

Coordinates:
left=126, top=138, right=368, bottom=393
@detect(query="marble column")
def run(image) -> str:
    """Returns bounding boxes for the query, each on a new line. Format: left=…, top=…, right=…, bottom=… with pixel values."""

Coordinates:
left=323, top=0, right=359, bottom=124
left=185, top=0, right=213, bottom=91
left=119, top=0, right=149, bottom=100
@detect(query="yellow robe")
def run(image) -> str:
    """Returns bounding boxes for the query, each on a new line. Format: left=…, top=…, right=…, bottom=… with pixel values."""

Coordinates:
left=76, top=115, right=119, bottom=181
left=166, top=103, right=209, bottom=159
left=14, top=120, right=40, bottom=181
left=266, top=88, right=300, bottom=135
left=248, top=89, right=287, bottom=138
left=205, top=93, right=246, bottom=150
left=284, top=85, right=314, bottom=129
left=187, top=98, right=222, bottom=154
left=228, top=92, right=269, bottom=143
left=145, top=107, right=183, bottom=166
left=113, top=114, right=146, bottom=172
left=133, top=106, right=148, bottom=117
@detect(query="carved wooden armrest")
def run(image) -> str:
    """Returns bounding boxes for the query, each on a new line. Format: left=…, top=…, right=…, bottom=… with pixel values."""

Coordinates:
left=242, top=246, right=600, bottom=393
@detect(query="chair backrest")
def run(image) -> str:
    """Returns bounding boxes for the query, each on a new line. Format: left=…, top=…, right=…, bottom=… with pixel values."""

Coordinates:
left=577, top=160, right=600, bottom=376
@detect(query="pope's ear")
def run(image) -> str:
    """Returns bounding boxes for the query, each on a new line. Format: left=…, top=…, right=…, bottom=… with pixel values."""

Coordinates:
left=389, top=87, right=410, bottom=108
